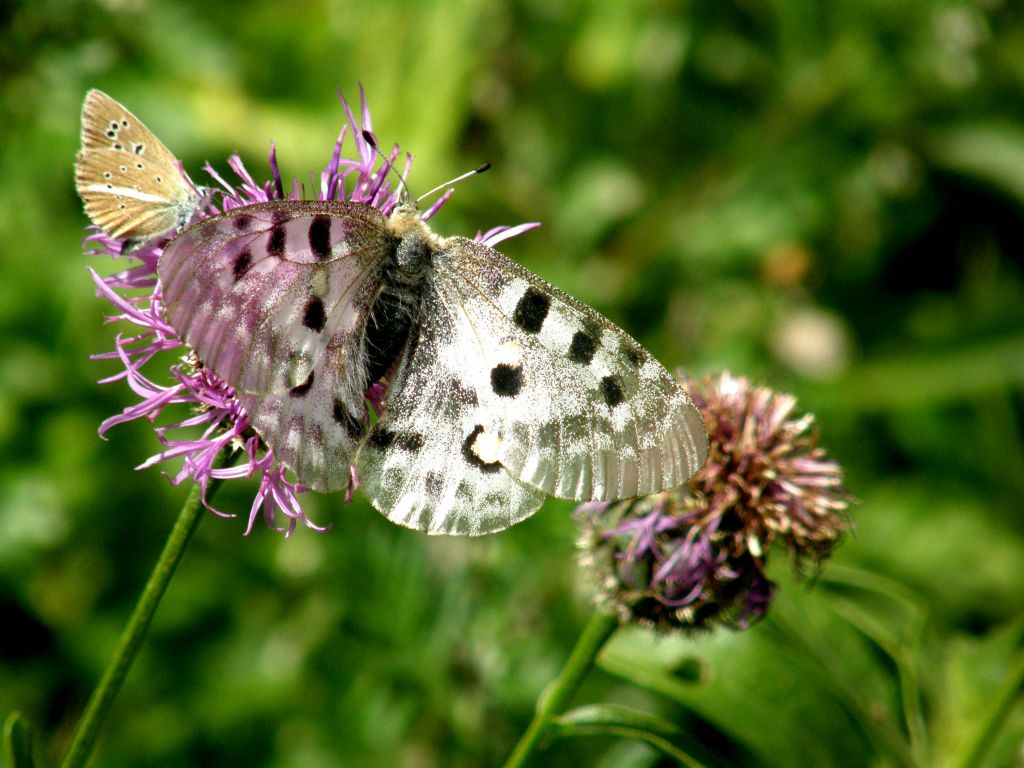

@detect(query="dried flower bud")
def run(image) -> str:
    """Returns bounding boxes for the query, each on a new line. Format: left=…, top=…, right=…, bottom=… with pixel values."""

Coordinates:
left=576, top=372, right=852, bottom=632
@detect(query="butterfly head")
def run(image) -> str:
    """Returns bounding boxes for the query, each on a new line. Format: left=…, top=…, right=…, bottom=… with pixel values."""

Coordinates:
left=387, top=202, right=441, bottom=272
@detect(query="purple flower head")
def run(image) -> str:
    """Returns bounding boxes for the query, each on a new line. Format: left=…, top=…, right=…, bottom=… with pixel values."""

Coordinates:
left=85, top=88, right=534, bottom=537
left=576, top=372, right=852, bottom=632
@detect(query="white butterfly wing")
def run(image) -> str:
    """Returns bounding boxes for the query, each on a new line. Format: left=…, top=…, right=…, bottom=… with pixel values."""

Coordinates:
left=158, top=201, right=392, bottom=491
left=357, top=236, right=708, bottom=535
left=76, top=90, right=200, bottom=240
left=436, top=238, right=708, bottom=502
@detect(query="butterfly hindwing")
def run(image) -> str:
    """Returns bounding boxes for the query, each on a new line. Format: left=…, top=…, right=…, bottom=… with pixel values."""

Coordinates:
left=159, top=201, right=394, bottom=491
left=355, top=284, right=546, bottom=535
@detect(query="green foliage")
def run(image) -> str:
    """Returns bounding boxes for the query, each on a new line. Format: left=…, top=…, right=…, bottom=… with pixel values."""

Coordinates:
left=1, top=0, right=1022, bottom=765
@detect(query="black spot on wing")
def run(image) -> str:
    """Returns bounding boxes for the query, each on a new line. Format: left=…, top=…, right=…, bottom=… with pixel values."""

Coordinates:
left=268, top=224, right=286, bottom=258
left=491, top=364, right=524, bottom=397
left=233, top=214, right=253, bottom=232
left=368, top=427, right=422, bottom=452
left=600, top=374, right=625, bottom=407
left=333, top=399, right=366, bottom=439
left=232, top=248, right=252, bottom=280
left=290, top=369, right=315, bottom=397
left=369, top=428, right=395, bottom=450
left=397, top=432, right=424, bottom=451
left=309, top=215, right=332, bottom=260
left=462, top=425, right=501, bottom=474
left=302, top=297, right=326, bottom=332
left=568, top=330, right=599, bottom=364
left=621, top=343, right=645, bottom=368
left=513, top=287, right=550, bottom=333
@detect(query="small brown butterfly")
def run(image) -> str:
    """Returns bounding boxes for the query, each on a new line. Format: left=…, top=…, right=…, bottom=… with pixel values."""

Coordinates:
left=76, top=90, right=201, bottom=242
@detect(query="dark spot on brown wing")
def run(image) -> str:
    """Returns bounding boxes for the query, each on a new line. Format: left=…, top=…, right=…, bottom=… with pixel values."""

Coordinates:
left=600, top=374, right=625, bottom=407
left=232, top=248, right=252, bottom=280
left=513, top=287, right=550, bottom=333
left=491, top=363, right=524, bottom=397
left=332, top=399, right=366, bottom=439
left=302, top=297, right=327, bottom=332
left=290, top=369, right=315, bottom=397
left=462, top=425, right=501, bottom=474
left=133, top=143, right=145, bottom=155
left=268, top=224, right=286, bottom=258
left=309, top=215, right=332, bottom=260
left=568, top=330, right=599, bottom=364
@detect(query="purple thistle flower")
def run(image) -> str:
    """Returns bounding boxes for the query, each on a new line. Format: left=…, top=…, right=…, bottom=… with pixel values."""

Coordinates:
left=576, top=372, right=852, bottom=632
left=85, top=88, right=536, bottom=537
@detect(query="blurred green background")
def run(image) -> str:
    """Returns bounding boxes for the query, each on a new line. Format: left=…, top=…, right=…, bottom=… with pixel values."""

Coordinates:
left=2, top=1, right=1024, bottom=766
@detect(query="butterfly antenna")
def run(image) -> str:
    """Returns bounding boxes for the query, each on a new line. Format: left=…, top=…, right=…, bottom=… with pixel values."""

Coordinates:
left=415, top=163, right=491, bottom=205
left=361, top=130, right=412, bottom=204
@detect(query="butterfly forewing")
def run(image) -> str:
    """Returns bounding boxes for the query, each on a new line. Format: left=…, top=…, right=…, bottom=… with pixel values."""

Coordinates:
left=433, top=238, right=707, bottom=502
left=159, top=201, right=394, bottom=491
left=76, top=90, right=200, bottom=240
left=356, top=235, right=707, bottom=535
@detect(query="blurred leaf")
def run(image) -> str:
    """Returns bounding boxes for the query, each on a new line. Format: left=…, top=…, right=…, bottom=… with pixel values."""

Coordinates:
left=3, top=712, right=35, bottom=768
left=597, top=578, right=891, bottom=768
left=934, top=621, right=1024, bottom=768
left=927, top=122, right=1024, bottom=206
left=554, top=704, right=708, bottom=767
left=805, top=335, right=1024, bottom=412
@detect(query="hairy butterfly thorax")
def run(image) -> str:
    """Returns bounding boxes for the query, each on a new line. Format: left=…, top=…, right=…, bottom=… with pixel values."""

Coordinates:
left=78, top=90, right=710, bottom=536
left=364, top=203, right=437, bottom=387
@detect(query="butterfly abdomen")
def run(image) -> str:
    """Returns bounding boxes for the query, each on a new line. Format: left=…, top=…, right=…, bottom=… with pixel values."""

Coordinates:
left=362, top=226, right=434, bottom=387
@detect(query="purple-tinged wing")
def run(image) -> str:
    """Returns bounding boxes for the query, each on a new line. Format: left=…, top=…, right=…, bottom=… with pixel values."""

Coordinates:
left=158, top=200, right=393, bottom=491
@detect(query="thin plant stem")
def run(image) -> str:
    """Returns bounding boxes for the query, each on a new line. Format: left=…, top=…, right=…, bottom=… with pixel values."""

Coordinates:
left=502, top=609, right=619, bottom=768
left=59, top=451, right=232, bottom=768
left=954, top=645, right=1024, bottom=768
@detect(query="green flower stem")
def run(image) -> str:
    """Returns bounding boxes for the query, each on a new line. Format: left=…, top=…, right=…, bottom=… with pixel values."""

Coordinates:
left=60, top=451, right=233, bottom=768
left=954, top=644, right=1024, bottom=768
left=502, top=609, right=619, bottom=768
